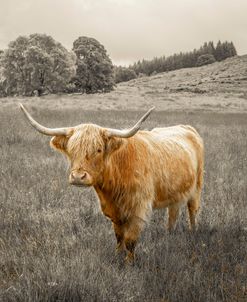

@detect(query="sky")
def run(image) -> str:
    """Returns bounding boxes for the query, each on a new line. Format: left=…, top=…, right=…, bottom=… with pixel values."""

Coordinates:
left=0, top=0, right=247, bottom=66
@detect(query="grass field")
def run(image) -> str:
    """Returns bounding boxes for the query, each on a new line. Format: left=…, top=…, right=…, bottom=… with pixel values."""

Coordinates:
left=0, top=102, right=247, bottom=302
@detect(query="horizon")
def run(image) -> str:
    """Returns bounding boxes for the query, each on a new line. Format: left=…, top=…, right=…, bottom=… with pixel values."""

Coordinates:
left=1, top=0, right=247, bottom=66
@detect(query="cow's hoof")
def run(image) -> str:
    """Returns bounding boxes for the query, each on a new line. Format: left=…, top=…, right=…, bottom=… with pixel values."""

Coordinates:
left=115, top=242, right=125, bottom=254
left=125, top=252, right=135, bottom=265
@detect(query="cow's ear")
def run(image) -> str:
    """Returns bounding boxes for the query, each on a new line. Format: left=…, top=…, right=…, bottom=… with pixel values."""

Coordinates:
left=50, top=135, right=68, bottom=153
left=105, top=137, right=124, bottom=154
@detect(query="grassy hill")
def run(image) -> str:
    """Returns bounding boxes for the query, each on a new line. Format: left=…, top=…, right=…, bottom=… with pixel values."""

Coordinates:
left=1, top=55, right=247, bottom=113
left=115, top=54, right=247, bottom=112
left=127, top=54, right=247, bottom=95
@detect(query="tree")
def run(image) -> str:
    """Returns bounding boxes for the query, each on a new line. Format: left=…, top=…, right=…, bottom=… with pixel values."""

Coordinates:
left=72, top=36, right=114, bottom=93
left=215, top=41, right=223, bottom=61
left=1, top=34, right=75, bottom=96
left=0, top=51, right=7, bottom=97
left=214, top=40, right=237, bottom=61
left=229, top=41, right=237, bottom=57
left=196, top=54, right=216, bottom=66
left=114, top=66, right=137, bottom=83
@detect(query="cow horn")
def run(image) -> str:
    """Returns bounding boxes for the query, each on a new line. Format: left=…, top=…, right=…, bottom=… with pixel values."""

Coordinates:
left=107, top=107, right=155, bottom=138
left=19, top=103, right=72, bottom=136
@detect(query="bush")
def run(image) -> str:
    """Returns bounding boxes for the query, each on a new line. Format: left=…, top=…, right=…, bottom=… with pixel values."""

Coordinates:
left=196, top=54, right=216, bottom=67
left=114, top=66, right=137, bottom=83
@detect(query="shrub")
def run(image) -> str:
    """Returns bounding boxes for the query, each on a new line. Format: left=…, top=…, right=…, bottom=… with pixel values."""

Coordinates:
left=196, top=54, right=216, bottom=67
left=114, top=66, right=137, bottom=83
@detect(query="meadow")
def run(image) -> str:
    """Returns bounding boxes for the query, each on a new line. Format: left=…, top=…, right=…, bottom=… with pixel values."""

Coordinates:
left=0, top=102, right=247, bottom=302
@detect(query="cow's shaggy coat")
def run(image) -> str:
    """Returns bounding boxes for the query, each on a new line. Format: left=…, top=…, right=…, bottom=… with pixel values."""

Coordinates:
left=20, top=104, right=204, bottom=262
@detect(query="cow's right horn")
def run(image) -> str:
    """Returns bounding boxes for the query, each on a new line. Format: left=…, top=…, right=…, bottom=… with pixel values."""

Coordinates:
left=19, top=103, right=72, bottom=136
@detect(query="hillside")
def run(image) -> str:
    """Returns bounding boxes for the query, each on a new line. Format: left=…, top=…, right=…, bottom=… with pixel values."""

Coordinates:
left=1, top=55, right=247, bottom=113
left=114, top=54, right=247, bottom=112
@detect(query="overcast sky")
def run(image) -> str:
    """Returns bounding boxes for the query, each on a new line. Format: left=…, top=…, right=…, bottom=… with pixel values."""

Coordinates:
left=0, top=0, right=247, bottom=65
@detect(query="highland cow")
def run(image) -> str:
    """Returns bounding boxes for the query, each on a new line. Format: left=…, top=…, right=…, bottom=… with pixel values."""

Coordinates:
left=20, top=104, right=204, bottom=262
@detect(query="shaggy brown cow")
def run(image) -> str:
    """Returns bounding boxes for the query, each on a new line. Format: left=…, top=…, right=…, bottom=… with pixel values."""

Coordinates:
left=20, top=104, right=204, bottom=262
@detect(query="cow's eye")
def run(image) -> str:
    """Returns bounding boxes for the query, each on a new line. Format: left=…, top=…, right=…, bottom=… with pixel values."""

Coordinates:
left=97, top=149, right=102, bottom=153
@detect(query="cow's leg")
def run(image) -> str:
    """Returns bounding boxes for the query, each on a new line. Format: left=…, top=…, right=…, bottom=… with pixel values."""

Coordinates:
left=167, top=203, right=180, bottom=231
left=187, top=191, right=201, bottom=230
left=188, top=158, right=203, bottom=230
left=112, top=223, right=125, bottom=253
left=123, top=217, right=144, bottom=263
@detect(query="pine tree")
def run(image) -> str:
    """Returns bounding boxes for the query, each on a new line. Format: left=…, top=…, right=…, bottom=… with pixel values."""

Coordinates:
left=229, top=41, right=237, bottom=57
left=215, top=40, right=225, bottom=61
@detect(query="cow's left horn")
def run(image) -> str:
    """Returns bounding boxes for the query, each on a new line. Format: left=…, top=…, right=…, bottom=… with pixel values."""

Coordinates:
left=19, top=103, right=72, bottom=136
left=107, top=107, right=155, bottom=138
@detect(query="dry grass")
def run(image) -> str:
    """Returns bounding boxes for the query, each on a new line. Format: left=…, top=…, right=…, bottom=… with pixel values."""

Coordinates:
left=0, top=103, right=247, bottom=301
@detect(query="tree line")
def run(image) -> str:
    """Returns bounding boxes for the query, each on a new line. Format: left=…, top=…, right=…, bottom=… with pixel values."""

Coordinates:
left=121, top=41, right=236, bottom=81
left=0, top=35, right=237, bottom=97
